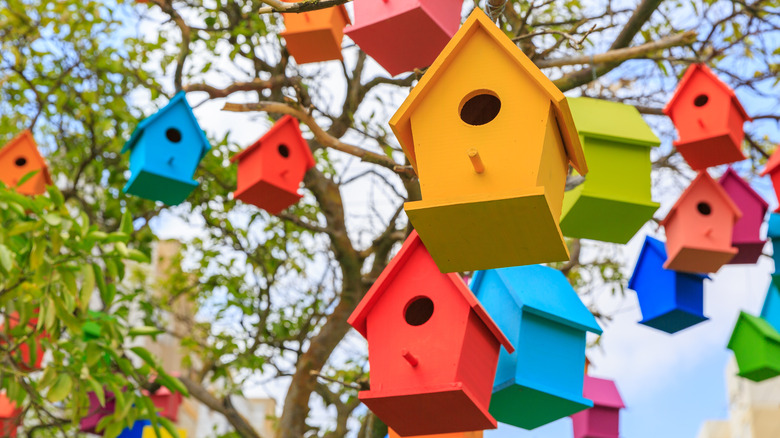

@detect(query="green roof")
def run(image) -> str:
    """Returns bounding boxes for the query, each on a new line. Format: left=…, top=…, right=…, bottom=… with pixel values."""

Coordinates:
left=728, top=311, right=780, bottom=349
left=569, top=97, right=660, bottom=147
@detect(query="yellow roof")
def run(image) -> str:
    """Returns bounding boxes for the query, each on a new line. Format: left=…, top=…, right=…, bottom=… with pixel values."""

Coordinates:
left=389, top=9, right=587, bottom=175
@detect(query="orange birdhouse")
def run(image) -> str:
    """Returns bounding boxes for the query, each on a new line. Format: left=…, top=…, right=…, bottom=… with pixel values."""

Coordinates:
left=388, top=428, right=482, bottom=438
left=660, top=171, right=742, bottom=273
left=0, top=392, right=22, bottom=438
left=231, top=115, right=315, bottom=215
left=389, top=9, right=587, bottom=273
left=280, top=2, right=351, bottom=64
left=663, top=64, right=752, bottom=170
left=0, top=130, right=53, bottom=196
left=1, top=311, right=46, bottom=371
left=760, top=145, right=780, bottom=212
left=348, top=231, right=513, bottom=437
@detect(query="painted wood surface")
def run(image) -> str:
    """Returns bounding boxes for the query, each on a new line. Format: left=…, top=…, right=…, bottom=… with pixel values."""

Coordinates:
left=718, top=167, right=768, bottom=264
left=280, top=3, right=350, bottom=64
left=570, top=375, right=624, bottom=438
left=0, top=130, right=52, bottom=196
left=728, top=311, right=780, bottom=382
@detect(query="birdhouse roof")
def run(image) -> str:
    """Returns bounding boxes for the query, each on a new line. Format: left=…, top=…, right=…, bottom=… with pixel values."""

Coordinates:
left=660, top=170, right=743, bottom=227
left=0, top=392, right=20, bottom=418
left=229, top=115, right=315, bottom=169
left=663, top=64, right=751, bottom=122
left=0, top=130, right=53, bottom=185
left=121, top=92, right=212, bottom=160
left=568, top=98, right=660, bottom=148
left=389, top=9, right=587, bottom=175
left=728, top=311, right=780, bottom=350
left=719, top=167, right=768, bottom=211
left=347, top=230, right=514, bottom=353
left=583, top=375, right=625, bottom=409
left=760, top=147, right=780, bottom=177
left=471, top=265, right=602, bottom=334
left=628, top=236, right=708, bottom=290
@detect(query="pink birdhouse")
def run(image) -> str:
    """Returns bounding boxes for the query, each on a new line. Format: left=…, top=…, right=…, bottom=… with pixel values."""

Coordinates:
left=231, top=115, right=315, bottom=215
left=80, top=390, right=116, bottom=434
left=660, top=170, right=742, bottom=273
left=345, top=0, right=463, bottom=76
left=0, top=392, right=22, bottom=438
left=347, top=230, right=513, bottom=437
left=143, top=385, right=183, bottom=422
left=663, top=63, right=752, bottom=170
left=570, top=376, right=624, bottom=438
left=718, top=167, right=768, bottom=264
left=760, top=146, right=780, bottom=212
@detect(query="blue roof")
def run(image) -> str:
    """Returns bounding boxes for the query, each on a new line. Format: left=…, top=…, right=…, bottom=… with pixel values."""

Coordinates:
left=471, top=265, right=602, bottom=334
left=628, top=235, right=707, bottom=291
left=121, top=91, right=211, bottom=159
left=769, top=213, right=780, bottom=239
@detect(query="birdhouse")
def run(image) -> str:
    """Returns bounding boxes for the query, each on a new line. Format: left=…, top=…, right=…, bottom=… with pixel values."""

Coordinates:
left=122, top=92, right=211, bottom=206
left=388, top=428, right=482, bottom=438
left=347, top=230, right=513, bottom=436
left=230, top=115, right=315, bottom=214
left=280, top=3, right=351, bottom=64
left=660, top=171, right=742, bottom=273
left=560, top=98, right=660, bottom=244
left=119, top=420, right=152, bottom=438
left=470, top=265, right=602, bottom=430
left=718, top=167, right=768, bottom=264
left=0, top=392, right=22, bottom=438
left=142, top=425, right=187, bottom=438
left=570, top=376, right=625, bottom=438
left=0, top=130, right=53, bottom=196
left=0, top=311, right=45, bottom=371
left=727, top=311, right=780, bottom=382
left=143, top=385, right=183, bottom=422
left=663, top=63, right=752, bottom=170
left=760, top=146, right=780, bottom=213
left=628, top=236, right=709, bottom=333
left=345, top=0, right=463, bottom=76
left=389, top=9, right=588, bottom=273
left=769, top=213, right=780, bottom=267
left=80, top=390, right=116, bottom=434
left=761, top=275, right=780, bottom=333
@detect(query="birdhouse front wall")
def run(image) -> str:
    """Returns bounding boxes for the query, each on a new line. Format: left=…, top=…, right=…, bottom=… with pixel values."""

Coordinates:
left=719, top=174, right=766, bottom=244
left=668, top=71, right=734, bottom=145
left=133, top=103, right=204, bottom=181
left=0, top=135, right=49, bottom=196
left=729, top=314, right=780, bottom=381
left=454, top=310, right=505, bottom=409
left=577, top=136, right=653, bottom=202
left=235, top=139, right=308, bottom=196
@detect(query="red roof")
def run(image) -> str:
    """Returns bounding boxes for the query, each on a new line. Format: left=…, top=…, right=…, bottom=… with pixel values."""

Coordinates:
left=660, top=170, right=743, bottom=226
left=760, top=147, right=780, bottom=177
left=348, top=230, right=514, bottom=354
left=663, top=64, right=752, bottom=122
left=230, top=115, right=315, bottom=169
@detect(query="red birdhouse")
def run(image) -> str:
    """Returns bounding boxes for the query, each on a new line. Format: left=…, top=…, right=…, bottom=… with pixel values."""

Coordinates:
left=570, top=375, right=625, bottom=438
left=231, top=115, right=315, bottom=215
left=0, top=311, right=46, bottom=371
left=760, top=146, right=780, bottom=213
left=0, top=392, right=22, bottom=438
left=280, top=3, right=351, bottom=64
left=718, top=167, right=768, bottom=264
left=0, top=130, right=53, bottom=196
left=347, top=230, right=513, bottom=437
left=663, top=63, right=752, bottom=170
left=660, top=170, right=742, bottom=273
left=143, top=385, right=183, bottom=422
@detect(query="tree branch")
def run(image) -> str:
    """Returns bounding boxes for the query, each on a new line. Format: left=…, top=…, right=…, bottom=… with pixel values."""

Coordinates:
left=178, top=376, right=262, bottom=438
left=258, top=0, right=353, bottom=14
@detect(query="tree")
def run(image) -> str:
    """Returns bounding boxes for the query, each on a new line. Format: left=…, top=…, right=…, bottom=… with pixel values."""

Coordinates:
left=0, top=0, right=778, bottom=437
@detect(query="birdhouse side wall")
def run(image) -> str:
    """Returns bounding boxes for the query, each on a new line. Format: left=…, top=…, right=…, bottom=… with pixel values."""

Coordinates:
left=720, top=177, right=766, bottom=243
left=582, top=406, right=620, bottom=438
left=578, top=136, right=652, bottom=203
left=664, top=186, right=737, bottom=258
left=674, top=274, right=706, bottom=316
left=669, top=72, right=731, bottom=144
left=364, top=252, right=470, bottom=391
left=633, top=265, right=678, bottom=323
left=455, top=310, right=503, bottom=410
left=761, top=279, right=780, bottom=332
left=514, top=311, right=587, bottom=398
left=139, top=104, right=204, bottom=180
left=327, top=5, right=349, bottom=40
left=408, top=27, right=552, bottom=202
left=536, top=108, right=569, bottom=220
left=726, top=102, right=749, bottom=151
left=730, top=320, right=767, bottom=373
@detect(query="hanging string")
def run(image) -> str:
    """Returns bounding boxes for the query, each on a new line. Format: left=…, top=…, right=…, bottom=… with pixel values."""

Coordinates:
left=486, top=0, right=508, bottom=22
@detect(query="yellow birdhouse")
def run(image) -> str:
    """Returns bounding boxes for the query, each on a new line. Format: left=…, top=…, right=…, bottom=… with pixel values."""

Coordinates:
left=389, top=9, right=587, bottom=273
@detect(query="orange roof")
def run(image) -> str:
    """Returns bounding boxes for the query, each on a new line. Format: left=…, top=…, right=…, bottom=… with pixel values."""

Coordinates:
left=663, top=64, right=752, bottom=122
left=388, top=9, right=587, bottom=175
left=660, top=170, right=742, bottom=226
left=760, top=146, right=780, bottom=177
left=0, top=130, right=53, bottom=185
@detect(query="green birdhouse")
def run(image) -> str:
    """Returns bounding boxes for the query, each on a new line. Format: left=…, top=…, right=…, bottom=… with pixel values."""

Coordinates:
left=727, top=311, right=780, bottom=382
left=560, top=98, right=660, bottom=243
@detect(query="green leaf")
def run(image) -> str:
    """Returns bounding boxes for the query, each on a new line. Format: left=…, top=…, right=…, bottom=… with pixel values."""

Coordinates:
left=87, top=377, right=105, bottom=407
left=119, top=209, right=134, bottom=235
left=0, top=244, right=13, bottom=272
left=29, top=239, right=46, bottom=270
left=128, top=326, right=164, bottom=337
left=130, top=346, right=158, bottom=368
left=80, top=265, right=96, bottom=312
left=46, top=374, right=73, bottom=403
left=42, top=213, right=62, bottom=226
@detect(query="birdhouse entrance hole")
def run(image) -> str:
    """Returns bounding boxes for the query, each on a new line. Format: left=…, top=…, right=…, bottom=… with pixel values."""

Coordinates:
left=459, top=91, right=501, bottom=126
left=404, top=296, right=434, bottom=326
left=166, top=128, right=182, bottom=143
left=14, top=157, right=26, bottom=167
left=278, top=144, right=290, bottom=158
left=694, top=94, right=709, bottom=107
left=697, top=202, right=712, bottom=215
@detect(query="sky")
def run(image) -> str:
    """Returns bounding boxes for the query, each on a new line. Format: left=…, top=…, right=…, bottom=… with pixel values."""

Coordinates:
left=120, top=2, right=780, bottom=437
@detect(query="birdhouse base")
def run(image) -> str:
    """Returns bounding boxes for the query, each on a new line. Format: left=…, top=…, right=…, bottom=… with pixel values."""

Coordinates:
left=405, top=189, right=569, bottom=273
left=640, top=308, right=709, bottom=334
left=234, top=180, right=303, bottom=215
left=560, top=192, right=659, bottom=244
left=737, top=364, right=780, bottom=382
left=674, top=134, right=746, bottom=170
left=123, top=169, right=198, bottom=206
left=664, top=245, right=737, bottom=273
left=489, top=380, right=592, bottom=430
left=728, top=240, right=767, bottom=264
left=281, top=28, right=344, bottom=64
left=345, top=6, right=453, bottom=76
left=359, top=383, right=496, bottom=436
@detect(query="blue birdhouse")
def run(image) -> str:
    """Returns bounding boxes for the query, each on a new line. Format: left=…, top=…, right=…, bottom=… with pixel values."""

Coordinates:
left=769, top=213, right=780, bottom=267
left=122, top=92, right=211, bottom=205
left=761, top=274, right=780, bottom=332
left=470, top=265, right=602, bottom=430
left=629, top=236, right=709, bottom=334
left=119, top=420, right=151, bottom=438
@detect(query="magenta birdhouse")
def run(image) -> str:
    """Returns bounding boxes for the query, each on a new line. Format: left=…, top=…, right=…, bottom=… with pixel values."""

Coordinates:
left=231, top=115, right=315, bottom=215
left=80, top=390, right=116, bottom=434
left=347, top=230, right=513, bottom=437
left=760, top=146, right=780, bottom=213
left=718, top=167, right=768, bottom=264
left=663, top=64, right=752, bottom=170
left=570, top=376, right=625, bottom=438
left=660, top=171, right=742, bottom=273
left=345, top=0, right=463, bottom=76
